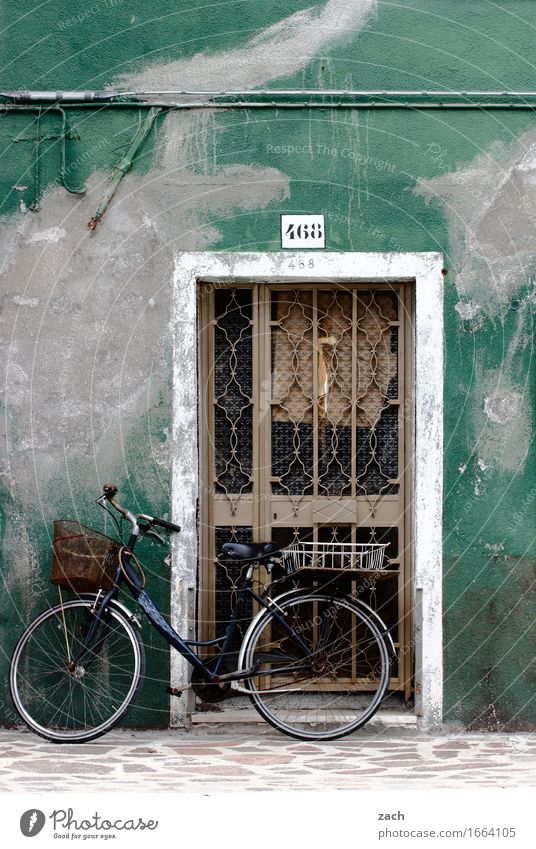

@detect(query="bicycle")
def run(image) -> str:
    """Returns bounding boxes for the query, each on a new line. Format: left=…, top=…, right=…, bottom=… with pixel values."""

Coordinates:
left=9, top=484, right=396, bottom=743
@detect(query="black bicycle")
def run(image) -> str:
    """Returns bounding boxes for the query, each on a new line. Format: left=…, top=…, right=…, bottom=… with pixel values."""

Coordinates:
left=9, top=484, right=395, bottom=743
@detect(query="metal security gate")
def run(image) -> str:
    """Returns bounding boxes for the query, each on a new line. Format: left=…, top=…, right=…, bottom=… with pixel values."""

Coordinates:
left=198, top=282, right=413, bottom=699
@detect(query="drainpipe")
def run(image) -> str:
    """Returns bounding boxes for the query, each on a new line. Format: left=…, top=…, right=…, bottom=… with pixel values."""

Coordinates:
left=4, top=90, right=535, bottom=223
left=7, top=105, right=85, bottom=205
left=87, top=107, right=161, bottom=230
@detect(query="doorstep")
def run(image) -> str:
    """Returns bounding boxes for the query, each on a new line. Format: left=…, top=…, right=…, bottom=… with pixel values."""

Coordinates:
left=191, top=709, right=417, bottom=727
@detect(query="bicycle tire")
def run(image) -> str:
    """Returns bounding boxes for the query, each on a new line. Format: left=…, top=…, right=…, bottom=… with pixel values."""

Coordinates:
left=9, top=597, right=145, bottom=743
left=240, top=592, right=391, bottom=741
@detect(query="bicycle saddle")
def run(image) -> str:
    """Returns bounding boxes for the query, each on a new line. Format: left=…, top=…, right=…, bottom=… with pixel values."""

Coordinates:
left=220, top=541, right=280, bottom=562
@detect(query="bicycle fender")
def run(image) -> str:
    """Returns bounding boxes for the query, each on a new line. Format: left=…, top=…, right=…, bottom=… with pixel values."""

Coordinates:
left=237, top=604, right=272, bottom=672
left=76, top=593, right=142, bottom=630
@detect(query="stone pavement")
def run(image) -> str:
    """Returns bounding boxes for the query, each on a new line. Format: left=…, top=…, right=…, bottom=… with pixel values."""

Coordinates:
left=0, top=726, right=535, bottom=793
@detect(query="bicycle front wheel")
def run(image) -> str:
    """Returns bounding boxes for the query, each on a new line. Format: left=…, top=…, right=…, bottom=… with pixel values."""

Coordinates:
left=9, top=598, right=145, bottom=743
left=240, top=593, right=391, bottom=741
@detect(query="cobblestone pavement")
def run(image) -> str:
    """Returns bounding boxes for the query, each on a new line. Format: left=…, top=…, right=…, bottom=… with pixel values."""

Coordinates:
left=1, top=726, right=535, bottom=793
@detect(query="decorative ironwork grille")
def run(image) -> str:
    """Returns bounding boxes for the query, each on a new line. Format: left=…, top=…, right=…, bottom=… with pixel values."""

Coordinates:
left=271, top=289, right=399, bottom=501
left=213, top=289, right=253, bottom=497
left=199, top=282, right=412, bottom=698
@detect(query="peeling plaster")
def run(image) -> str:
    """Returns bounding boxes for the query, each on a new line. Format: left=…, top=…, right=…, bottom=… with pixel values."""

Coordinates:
left=476, top=370, right=530, bottom=473
left=416, top=136, right=535, bottom=473
left=484, top=390, right=520, bottom=425
left=455, top=300, right=481, bottom=321
left=28, top=226, right=66, bottom=245
left=117, top=0, right=377, bottom=92
left=115, top=0, right=377, bottom=171
left=484, top=542, right=504, bottom=555
left=0, top=165, right=289, bottom=508
left=415, top=130, right=536, bottom=320
left=1, top=503, right=43, bottom=608
left=1, top=0, right=376, bottom=514
left=0, top=0, right=381, bottom=720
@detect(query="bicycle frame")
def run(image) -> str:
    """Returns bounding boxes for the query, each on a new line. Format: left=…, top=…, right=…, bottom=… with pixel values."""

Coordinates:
left=73, top=492, right=394, bottom=690
left=10, top=485, right=396, bottom=745
left=74, top=533, right=312, bottom=683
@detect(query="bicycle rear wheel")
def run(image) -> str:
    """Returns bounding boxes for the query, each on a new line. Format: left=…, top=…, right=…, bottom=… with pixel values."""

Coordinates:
left=9, top=597, right=145, bottom=743
left=240, top=592, right=391, bottom=741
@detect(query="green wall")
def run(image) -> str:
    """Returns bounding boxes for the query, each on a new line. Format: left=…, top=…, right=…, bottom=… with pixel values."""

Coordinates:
left=0, top=0, right=534, bottom=729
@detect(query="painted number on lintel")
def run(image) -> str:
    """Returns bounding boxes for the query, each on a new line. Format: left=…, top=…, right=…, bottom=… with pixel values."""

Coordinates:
left=281, top=214, right=325, bottom=249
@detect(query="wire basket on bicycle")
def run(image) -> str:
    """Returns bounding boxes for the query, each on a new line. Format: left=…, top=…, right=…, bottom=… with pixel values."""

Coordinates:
left=281, top=540, right=388, bottom=574
left=50, top=520, right=121, bottom=592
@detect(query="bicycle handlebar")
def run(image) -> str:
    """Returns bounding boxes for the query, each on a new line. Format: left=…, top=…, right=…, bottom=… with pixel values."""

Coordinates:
left=150, top=515, right=181, bottom=533
left=100, top=484, right=181, bottom=534
left=138, top=512, right=181, bottom=533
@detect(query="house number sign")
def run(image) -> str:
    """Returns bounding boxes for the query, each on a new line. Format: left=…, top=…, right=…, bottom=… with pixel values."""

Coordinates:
left=281, top=214, right=325, bottom=249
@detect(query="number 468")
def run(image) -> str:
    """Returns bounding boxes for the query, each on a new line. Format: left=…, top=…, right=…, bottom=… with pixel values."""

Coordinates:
left=285, top=222, right=323, bottom=240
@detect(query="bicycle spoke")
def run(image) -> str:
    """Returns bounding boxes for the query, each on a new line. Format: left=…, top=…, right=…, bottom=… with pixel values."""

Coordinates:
left=242, top=594, right=390, bottom=740
left=10, top=600, right=143, bottom=742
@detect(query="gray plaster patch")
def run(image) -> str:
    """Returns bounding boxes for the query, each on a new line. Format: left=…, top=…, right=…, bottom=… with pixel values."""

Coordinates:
left=416, top=136, right=535, bottom=474
left=0, top=0, right=374, bottom=513
left=474, top=369, right=531, bottom=473
left=484, top=389, right=520, bottom=425
left=116, top=0, right=377, bottom=93
left=415, top=130, right=536, bottom=320
left=0, top=163, right=288, bottom=513
left=115, top=0, right=377, bottom=171
left=455, top=300, right=481, bottom=321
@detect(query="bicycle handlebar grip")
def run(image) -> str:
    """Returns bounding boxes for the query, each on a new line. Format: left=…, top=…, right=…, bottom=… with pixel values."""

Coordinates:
left=152, top=516, right=181, bottom=533
left=103, top=483, right=118, bottom=499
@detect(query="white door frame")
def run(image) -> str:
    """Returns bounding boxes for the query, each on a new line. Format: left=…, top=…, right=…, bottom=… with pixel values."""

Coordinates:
left=170, top=250, right=444, bottom=731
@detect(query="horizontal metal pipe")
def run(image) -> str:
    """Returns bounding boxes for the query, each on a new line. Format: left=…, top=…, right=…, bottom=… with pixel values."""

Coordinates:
left=0, top=90, right=120, bottom=102
left=5, top=89, right=536, bottom=101
left=2, top=89, right=536, bottom=111
left=2, top=100, right=536, bottom=112
left=118, top=88, right=536, bottom=99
